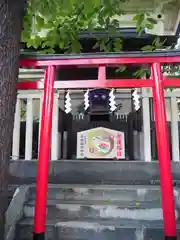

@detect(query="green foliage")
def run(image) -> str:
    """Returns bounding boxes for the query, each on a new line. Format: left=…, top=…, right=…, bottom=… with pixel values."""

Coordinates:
left=22, top=0, right=160, bottom=54
left=134, top=37, right=167, bottom=77
left=23, top=0, right=124, bottom=53
left=22, top=0, right=179, bottom=79
left=141, top=37, right=167, bottom=52
left=133, top=12, right=157, bottom=36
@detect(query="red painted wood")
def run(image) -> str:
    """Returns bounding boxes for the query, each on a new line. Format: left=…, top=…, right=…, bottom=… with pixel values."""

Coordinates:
left=33, top=66, right=55, bottom=234
left=151, top=63, right=176, bottom=237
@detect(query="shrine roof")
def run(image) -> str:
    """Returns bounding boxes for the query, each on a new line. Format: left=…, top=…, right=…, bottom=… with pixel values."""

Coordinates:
left=20, top=50, right=180, bottom=60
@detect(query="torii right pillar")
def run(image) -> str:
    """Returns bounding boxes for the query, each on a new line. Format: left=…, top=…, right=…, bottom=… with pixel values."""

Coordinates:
left=151, top=62, right=177, bottom=240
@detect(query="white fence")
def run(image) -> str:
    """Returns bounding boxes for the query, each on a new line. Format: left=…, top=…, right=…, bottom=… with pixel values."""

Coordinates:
left=12, top=91, right=60, bottom=161
left=142, top=88, right=180, bottom=162
left=11, top=88, right=180, bottom=162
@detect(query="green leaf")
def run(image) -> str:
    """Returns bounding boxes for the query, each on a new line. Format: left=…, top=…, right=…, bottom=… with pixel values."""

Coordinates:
left=133, top=12, right=145, bottom=25
left=111, top=19, right=120, bottom=27
left=137, top=27, right=144, bottom=36
left=113, top=38, right=122, bottom=51
left=141, top=45, right=154, bottom=51
left=133, top=13, right=144, bottom=22
left=116, top=65, right=127, bottom=73
left=99, top=40, right=105, bottom=51
left=93, top=41, right=100, bottom=49
left=147, top=17, right=157, bottom=24
left=71, top=40, right=82, bottom=53
left=36, top=15, right=45, bottom=27
left=151, top=37, right=166, bottom=49
left=134, top=67, right=150, bottom=77
left=146, top=23, right=154, bottom=29
left=59, top=40, right=65, bottom=49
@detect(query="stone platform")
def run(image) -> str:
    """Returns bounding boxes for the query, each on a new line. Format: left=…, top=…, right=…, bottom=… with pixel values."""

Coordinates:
left=8, top=160, right=180, bottom=185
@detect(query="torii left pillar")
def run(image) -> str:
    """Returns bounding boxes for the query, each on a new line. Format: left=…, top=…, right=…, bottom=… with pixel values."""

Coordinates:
left=33, top=65, right=56, bottom=240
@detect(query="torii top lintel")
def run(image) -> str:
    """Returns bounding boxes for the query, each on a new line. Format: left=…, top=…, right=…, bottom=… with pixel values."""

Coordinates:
left=18, top=50, right=180, bottom=90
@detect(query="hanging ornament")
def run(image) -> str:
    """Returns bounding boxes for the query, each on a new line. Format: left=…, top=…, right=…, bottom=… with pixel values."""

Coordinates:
left=84, top=89, right=90, bottom=110
left=65, top=90, right=72, bottom=114
left=109, top=89, right=117, bottom=112
left=132, top=88, right=141, bottom=111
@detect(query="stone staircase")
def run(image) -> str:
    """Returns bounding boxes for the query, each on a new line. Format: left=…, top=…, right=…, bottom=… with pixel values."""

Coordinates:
left=12, top=184, right=180, bottom=240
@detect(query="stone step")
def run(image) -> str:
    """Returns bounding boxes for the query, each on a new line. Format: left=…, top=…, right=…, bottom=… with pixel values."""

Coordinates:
left=16, top=218, right=180, bottom=240
left=25, top=198, right=162, bottom=209
left=24, top=199, right=172, bottom=221
left=28, top=184, right=164, bottom=202
left=9, top=160, right=180, bottom=185
left=15, top=184, right=180, bottom=240
left=24, top=204, right=179, bottom=222
left=15, top=218, right=55, bottom=240
left=54, top=220, right=180, bottom=240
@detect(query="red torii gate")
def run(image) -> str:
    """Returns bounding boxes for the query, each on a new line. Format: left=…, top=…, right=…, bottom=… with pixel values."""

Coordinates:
left=19, top=51, right=180, bottom=240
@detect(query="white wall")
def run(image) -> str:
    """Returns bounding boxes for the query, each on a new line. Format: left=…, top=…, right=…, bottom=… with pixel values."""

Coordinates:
left=12, top=89, right=180, bottom=162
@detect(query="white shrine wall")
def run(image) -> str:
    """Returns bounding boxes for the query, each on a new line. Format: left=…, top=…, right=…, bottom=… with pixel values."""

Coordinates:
left=11, top=88, right=180, bottom=162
